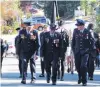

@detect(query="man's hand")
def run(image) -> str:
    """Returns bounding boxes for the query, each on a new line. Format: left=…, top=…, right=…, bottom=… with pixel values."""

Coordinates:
left=30, top=35, right=36, bottom=40
left=34, top=55, right=38, bottom=60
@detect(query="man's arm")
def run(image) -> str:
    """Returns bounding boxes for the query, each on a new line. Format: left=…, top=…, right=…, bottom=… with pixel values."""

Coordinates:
left=40, top=32, right=45, bottom=57
left=71, top=29, right=76, bottom=53
left=88, top=31, right=95, bottom=50
left=35, top=31, right=39, bottom=56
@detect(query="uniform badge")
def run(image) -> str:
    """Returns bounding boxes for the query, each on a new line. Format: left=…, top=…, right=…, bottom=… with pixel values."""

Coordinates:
left=54, top=39, right=59, bottom=47
left=86, top=34, right=88, bottom=39
left=64, top=36, right=66, bottom=41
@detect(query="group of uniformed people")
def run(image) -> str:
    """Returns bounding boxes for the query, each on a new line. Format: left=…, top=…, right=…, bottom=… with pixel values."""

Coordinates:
left=14, top=19, right=100, bottom=86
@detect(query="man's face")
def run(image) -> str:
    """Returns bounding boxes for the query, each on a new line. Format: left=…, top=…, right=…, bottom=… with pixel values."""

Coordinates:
left=50, top=28, right=55, bottom=32
left=27, top=26, right=31, bottom=31
left=23, top=27, right=26, bottom=30
left=44, top=27, right=47, bottom=32
left=77, top=25, right=84, bottom=30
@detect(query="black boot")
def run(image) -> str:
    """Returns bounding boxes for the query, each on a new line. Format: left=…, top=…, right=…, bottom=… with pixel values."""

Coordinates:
left=47, top=78, right=50, bottom=83
left=78, top=79, right=82, bottom=84
left=31, top=77, right=36, bottom=83
left=82, top=83, right=87, bottom=86
left=21, top=80, right=26, bottom=84
left=52, top=81, right=56, bottom=85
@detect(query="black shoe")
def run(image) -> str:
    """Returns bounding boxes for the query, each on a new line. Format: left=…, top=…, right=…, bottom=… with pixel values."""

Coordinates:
left=82, top=83, right=87, bottom=86
left=21, top=80, right=26, bottom=84
left=67, top=68, right=71, bottom=73
left=39, top=74, right=45, bottom=77
left=78, top=79, right=82, bottom=84
left=60, top=76, right=64, bottom=81
left=30, top=80, right=35, bottom=83
left=71, top=71, right=74, bottom=74
left=52, top=82, right=56, bottom=85
left=89, top=77, right=93, bottom=80
left=60, top=77, right=64, bottom=81
left=31, top=77, right=36, bottom=83
left=47, top=80, right=50, bottom=83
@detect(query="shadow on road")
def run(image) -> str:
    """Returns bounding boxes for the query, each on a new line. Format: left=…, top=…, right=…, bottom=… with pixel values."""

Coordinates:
left=1, top=72, right=100, bottom=86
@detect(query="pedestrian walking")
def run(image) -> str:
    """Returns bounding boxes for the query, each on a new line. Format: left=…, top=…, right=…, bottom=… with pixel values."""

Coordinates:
left=41, top=23, right=61, bottom=85
left=72, top=19, right=94, bottom=86
left=39, top=25, right=48, bottom=77
left=18, top=24, right=39, bottom=84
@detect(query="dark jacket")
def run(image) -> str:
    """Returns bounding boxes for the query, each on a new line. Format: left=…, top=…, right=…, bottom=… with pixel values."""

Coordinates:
left=1, top=39, right=4, bottom=57
left=17, top=30, right=39, bottom=57
left=41, top=31, right=61, bottom=59
left=40, top=32, right=45, bottom=57
left=60, top=30, right=69, bottom=58
left=15, top=35, right=21, bottom=55
left=72, top=28, right=94, bottom=55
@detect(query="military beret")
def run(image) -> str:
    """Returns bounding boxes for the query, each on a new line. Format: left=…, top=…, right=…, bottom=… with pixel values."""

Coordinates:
left=19, top=29, right=27, bottom=36
left=75, top=19, right=85, bottom=26
left=16, top=27, right=20, bottom=31
left=23, top=22, right=31, bottom=26
left=50, top=23, right=56, bottom=29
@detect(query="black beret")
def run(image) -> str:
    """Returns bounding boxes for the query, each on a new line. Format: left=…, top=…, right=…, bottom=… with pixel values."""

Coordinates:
left=19, top=29, right=27, bottom=36
left=24, top=22, right=31, bottom=26
left=50, top=23, right=56, bottom=29
left=75, top=19, right=85, bottom=26
left=16, top=27, right=20, bottom=31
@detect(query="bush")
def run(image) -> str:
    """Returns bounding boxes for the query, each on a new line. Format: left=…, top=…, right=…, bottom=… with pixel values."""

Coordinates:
left=1, top=26, right=16, bottom=34
left=95, top=15, right=100, bottom=33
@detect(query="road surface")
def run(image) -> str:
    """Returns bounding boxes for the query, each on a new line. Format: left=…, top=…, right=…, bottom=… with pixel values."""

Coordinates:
left=1, top=55, right=100, bottom=87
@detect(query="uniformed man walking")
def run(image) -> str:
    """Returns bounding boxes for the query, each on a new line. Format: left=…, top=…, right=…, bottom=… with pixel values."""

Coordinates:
left=87, top=23, right=98, bottom=80
left=15, top=27, right=22, bottom=78
left=57, top=20, right=69, bottom=81
left=39, top=25, right=48, bottom=77
left=1, top=39, right=5, bottom=69
left=72, top=19, right=94, bottom=86
left=19, top=26, right=39, bottom=84
left=41, top=24, right=61, bottom=85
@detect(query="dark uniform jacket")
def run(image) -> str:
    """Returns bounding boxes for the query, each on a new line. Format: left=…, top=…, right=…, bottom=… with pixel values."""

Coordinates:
left=18, top=30, right=39, bottom=58
left=94, top=33, right=100, bottom=54
left=72, top=28, right=94, bottom=55
left=60, top=30, right=69, bottom=58
left=41, top=31, right=61, bottom=59
left=1, top=39, right=4, bottom=57
left=15, top=35, right=21, bottom=55
left=40, top=32, right=45, bottom=57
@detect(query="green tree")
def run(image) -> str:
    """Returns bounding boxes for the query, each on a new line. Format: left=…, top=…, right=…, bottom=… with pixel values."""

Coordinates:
left=95, top=4, right=100, bottom=33
left=44, top=1, right=80, bottom=20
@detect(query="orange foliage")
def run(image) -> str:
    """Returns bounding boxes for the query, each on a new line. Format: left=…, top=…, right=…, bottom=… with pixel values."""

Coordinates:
left=1, top=0, right=19, bottom=20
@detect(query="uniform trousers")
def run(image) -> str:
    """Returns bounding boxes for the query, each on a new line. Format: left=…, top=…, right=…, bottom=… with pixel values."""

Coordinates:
left=74, top=52, right=89, bottom=84
left=22, top=52, right=36, bottom=80
left=44, top=52, right=59, bottom=82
